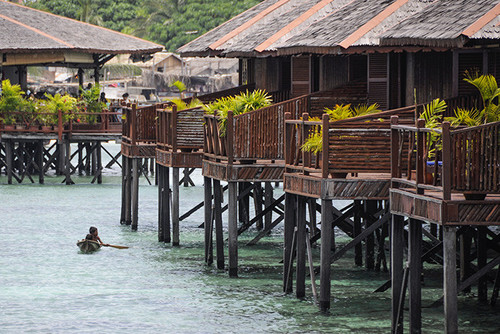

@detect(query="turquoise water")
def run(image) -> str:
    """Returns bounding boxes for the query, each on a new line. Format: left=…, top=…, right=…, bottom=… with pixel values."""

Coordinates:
left=1, top=143, right=499, bottom=333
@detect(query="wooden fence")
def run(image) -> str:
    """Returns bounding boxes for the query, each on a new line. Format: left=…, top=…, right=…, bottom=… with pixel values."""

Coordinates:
left=122, top=104, right=158, bottom=146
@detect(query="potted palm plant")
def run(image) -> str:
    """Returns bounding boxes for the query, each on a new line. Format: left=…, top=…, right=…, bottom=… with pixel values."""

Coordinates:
left=0, top=79, right=24, bottom=130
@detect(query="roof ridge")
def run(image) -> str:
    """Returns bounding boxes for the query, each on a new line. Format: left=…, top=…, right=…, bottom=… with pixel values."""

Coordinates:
left=0, top=13, right=74, bottom=48
left=462, top=1, right=500, bottom=37
left=255, top=0, right=352, bottom=52
left=339, top=0, right=410, bottom=49
left=209, top=0, right=292, bottom=51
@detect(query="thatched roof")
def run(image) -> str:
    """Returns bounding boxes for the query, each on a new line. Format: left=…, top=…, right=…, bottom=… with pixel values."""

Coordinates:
left=178, top=0, right=500, bottom=57
left=380, top=0, right=500, bottom=48
left=0, top=0, right=163, bottom=55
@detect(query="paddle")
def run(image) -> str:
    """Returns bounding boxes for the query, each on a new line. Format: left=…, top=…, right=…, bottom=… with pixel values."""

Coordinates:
left=102, top=244, right=129, bottom=249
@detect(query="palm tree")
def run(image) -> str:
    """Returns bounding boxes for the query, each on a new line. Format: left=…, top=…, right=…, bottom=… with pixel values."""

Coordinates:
left=78, top=0, right=103, bottom=25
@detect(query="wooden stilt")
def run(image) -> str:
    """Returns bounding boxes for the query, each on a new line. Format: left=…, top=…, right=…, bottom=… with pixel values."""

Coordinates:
left=204, top=176, right=213, bottom=264
left=254, top=182, right=263, bottom=230
left=228, top=181, right=238, bottom=277
left=6, top=140, right=13, bottom=184
left=37, top=140, right=44, bottom=184
left=56, top=142, right=64, bottom=175
left=65, top=140, right=73, bottom=185
left=354, top=200, right=363, bottom=266
left=163, top=166, right=171, bottom=242
left=172, top=167, right=180, bottom=246
left=491, top=265, right=500, bottom=306
left=96, top=141, right=102, bottom=184
left=391, top=214, right=405, bottom=334
left=238, top=182, right=250, bottom=224
left=296, top=195, right=306, bottom=298
left=409, top=218, right=422, bottom=333
left=443, top=226, right=458, bottom=334
left=265, top=182, right=273, bottom=230
left=78, top=143, right=83, bottom=175
left=365, top=200, right=376, bottom=270
left=319, top=199, right=333, bottom=311
left=157, top=165, right=164, bottom=241
left=213, top=179, right=224, bottom=270
left=124, top=156, right=132, bottom=225
left=131, top=158, right=139, bottom=231
left=284, top=192, right=296, bottom=293
left=91, top=141, right=97, bottom=176
left=460, top=227, right=472, bottom=294
left=477, top=227, right=488, bottom=302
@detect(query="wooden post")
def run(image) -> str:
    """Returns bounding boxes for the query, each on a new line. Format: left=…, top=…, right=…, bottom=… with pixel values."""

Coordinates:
left=442, top=122, right=451, bottom=200
left=6, top=140, right=12, bottom=184
left=228, top=181, right=238, bottom=277
left=253, top=182, right=263, bottom=230
left=124, top=156, right=132, bottom=226
left=78, top=143, right=83, bottom=175
left=443, top=226, right=458, bottom=334
left=37, top=140, right=44, bottom=184
left=214, top=179, right=224, bottom=270
left=296, top=195, right=306, bottom=298
left=391, top=116, right=400, bottom=181
left=460, top=227, right=472, bottom=293
left=131, top=158, right=139, bottom=231
left=284, top=192, right=295, bottom=293
left=162, top=166, right=171, bottom=242
left=416, top=119, right=425, bottom=194
left=64, top=139, right=72, bottom=185
left=204, top=176, right=213, bottom=264
left=322, top=113, right=329, bottom=179
left=171, top=105, right=177, bottom=153
left=172, top=167, right=180, bottom=246
left=157, top=165, right=165, bottom=241
left=365, top=200, right=376, bottom=270
left=96, top=141, right=102, bottom=184
left=91, top=142, right=97, bottom=176
left=478, top=226, right=488, bottom=302
left=354, top=200, right=363, bottom=266
left=265, top=182, right=273, bottom=230
left=391, top=214, right=405, bottom=334
left=408, top=218, right=422, bottom=333
left=320, top=199, right=333, bottom=311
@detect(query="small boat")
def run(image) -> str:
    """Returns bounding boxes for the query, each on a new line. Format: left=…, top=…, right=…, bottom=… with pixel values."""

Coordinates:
left=77, top=239, right=101, bottom=253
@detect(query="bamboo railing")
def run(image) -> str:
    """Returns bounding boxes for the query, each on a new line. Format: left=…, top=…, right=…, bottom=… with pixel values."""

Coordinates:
left=122, top=104, right=158, bottom=146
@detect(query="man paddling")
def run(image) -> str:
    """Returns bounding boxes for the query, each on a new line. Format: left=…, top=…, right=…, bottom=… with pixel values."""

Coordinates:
left=86, top=226, right=105, bottom=245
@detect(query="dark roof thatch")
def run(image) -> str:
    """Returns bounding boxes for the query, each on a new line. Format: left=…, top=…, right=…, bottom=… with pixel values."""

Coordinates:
left=0, top=0, right=163, bottom=55
left=178, top=0, right=500, bottom=57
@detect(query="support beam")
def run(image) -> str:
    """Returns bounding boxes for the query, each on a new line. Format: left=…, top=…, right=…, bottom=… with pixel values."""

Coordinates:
left=131, top=158, right=139, bottom=231
left=296, top=195, right=306, bottom=299
left=408, top=219, right=422, bottom=333
left=284, top=192, right=295, bottom=293
left=214, top=179, right=225, bottom=270
left=204, top=176, right=213, bottom=265
left=124, top=156, right=132, bottom=226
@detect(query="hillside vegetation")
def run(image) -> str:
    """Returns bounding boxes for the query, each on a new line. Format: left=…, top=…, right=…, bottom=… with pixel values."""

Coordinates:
left=25, top=0, right=262, bottom=52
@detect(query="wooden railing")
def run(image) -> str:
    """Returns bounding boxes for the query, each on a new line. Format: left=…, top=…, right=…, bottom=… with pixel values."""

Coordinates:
left=122, top=104, right=157, bottom=146
left=0, top=108, right=123, bottom=141
left=203, top=94, right=310, bottom=161
left=157, top=105, right=204, bottom=152
left=391, top=118, right=500, bottom=198
left=285, top=106, right=416, bottom=177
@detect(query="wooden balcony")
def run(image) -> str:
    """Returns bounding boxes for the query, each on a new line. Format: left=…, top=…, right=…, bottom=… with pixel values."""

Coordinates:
left=121, top=104, right=158, bottom=158
left=156, top=105, right=204, bottom=168
left=283, top=106, right=416, bottom=200
left=390, top=118, right=500, bottom=225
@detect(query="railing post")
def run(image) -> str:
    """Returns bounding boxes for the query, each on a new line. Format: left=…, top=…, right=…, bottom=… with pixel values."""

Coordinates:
left=58, top=109, right=63, bottom=142
left=321, top=113, right=329, bottom=179
left=284, top=112, right=292, bottom=166
left=416, top=119, right=425, bottom=194
left=391, top=116, right=400, bottom=182
left=131, top=104, right=137, bottom=146
left=172, top=105, right=178, bottom=153
left=227, top=110, right=234, bottom=165
left=302, top=112, right=310, bottom=174
left=442, top=122, right=451, bottom=200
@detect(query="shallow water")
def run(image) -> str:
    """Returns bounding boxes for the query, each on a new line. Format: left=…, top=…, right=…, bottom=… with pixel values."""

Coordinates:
left=0, top=143, right=498, bottom=333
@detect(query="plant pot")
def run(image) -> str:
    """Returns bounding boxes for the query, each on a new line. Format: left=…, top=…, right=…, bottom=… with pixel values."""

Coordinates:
left=463, top=192, right=487, bottom=201
left=41, top=125, right=52, bottom=133
left=410, top=170, right=434, bottom=184
left=330, top=172, right=347, bottom=179
left=3, top=124, right=15, bottom=131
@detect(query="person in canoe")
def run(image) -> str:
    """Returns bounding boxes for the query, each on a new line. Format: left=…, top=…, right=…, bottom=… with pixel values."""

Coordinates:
left=86, top=226, right=104, bottom=245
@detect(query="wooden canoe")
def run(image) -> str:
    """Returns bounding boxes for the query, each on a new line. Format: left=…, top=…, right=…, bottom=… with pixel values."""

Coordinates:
left=77, top=239, right=101, bottom=253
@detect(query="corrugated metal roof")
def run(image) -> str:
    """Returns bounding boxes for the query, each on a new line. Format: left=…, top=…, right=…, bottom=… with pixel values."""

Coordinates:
left=0, top=0, right=163, bottom=55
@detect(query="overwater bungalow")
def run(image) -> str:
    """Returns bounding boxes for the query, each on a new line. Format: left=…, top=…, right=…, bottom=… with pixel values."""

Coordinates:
left=0, top=0, right=162, bottom=184
left=176, top=0, right=500, bottom=333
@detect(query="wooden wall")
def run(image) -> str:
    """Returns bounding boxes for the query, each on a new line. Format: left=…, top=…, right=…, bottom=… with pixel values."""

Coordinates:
left=413, top=51, right=453, bottom=105
left=320, top=55, right=349, bottom=91
left=254, top=57, right=283, bottom=92
left=291, top=55, right=311, bottom=97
